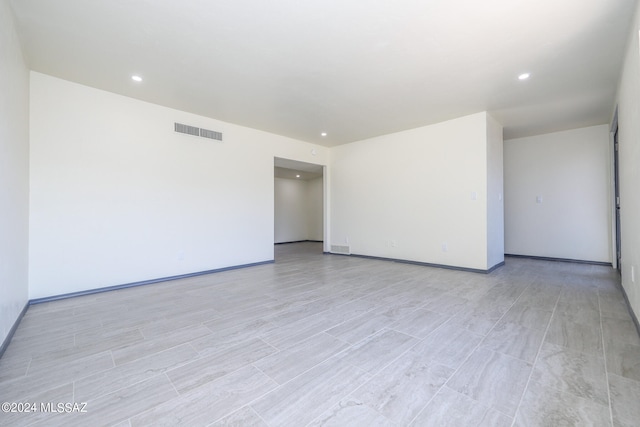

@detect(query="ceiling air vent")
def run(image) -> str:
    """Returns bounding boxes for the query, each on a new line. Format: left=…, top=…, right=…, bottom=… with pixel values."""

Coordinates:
left=174, top=122, right=223, bottom=141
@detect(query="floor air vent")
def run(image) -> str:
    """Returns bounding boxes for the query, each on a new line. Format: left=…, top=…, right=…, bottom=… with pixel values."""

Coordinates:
left=331, top=245, right=351, bottom=255
left=175, top=122, right=223, bottom=141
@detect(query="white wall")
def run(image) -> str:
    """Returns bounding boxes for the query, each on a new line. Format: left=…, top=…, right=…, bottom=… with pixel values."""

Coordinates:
left=487, top=114, right=505, bottom=269
left=274, top=176, right=323, bottom=243
left=29, top=72, right=328, bottom=299
left=504, top=125, right=611, bottom=263
left=330, top=112, right=496, bottom=271
left=0, top=0, right=30, bottom=346
left=274, top=177, right=308, bottom=243
left=306, top=177, right=323, bottom=241
left=615, top=2, right=640, bottom=320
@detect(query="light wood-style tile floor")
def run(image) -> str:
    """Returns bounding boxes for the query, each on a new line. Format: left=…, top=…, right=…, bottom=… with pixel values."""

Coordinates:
left=1, top=242, right=639, bottom=426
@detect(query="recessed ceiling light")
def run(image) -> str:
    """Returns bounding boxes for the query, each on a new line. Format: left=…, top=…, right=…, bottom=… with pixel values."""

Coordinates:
left=296, top=174, right=301, bottom=178
left=131, top=75, right=143, bottom=82
left=518, top=73, right=530, bottom=80
left=321, top=132, right=327, bottom=137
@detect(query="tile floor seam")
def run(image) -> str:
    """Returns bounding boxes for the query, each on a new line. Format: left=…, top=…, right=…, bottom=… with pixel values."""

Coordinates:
left=196, top=365, right=282, bottom=425
left=392, top=316, right=513, bottom=425
left=108, top=349, right=116, bottom=368
left=510, top=289, right=561, bottom=427
left=180, top=359, right=279, bottom=399
left=428, top=282, right=532, bottom=408
left=385, top=325, right=426, bottom=342
left=119, top=375, right=178, bottom=427
left=316, top=305, right=382, bottom=338
left=304, top=397, right=397, bottom=427
left=113, top=336, right=207, bottom=367
left=340, top=327, right=415, bottom=368
left=205, top=405, right=272, bottom=427
left=72, top=378, right=76, bottom=404
left=599, top=292, right=616, bottom=427
left=322, top=332, right=352, bottom=349
left=347, top=328, right=416, bottom=372
left=299, top=350, right=404, bottom=427
left=164, top=371, right=181, bottom=397
left=250, top=360, right=284, bottom=390
left=404, top=386, right=447, bottom=426
left=200, top=322, right=218, bottom=335
left=410, top=315, right=455, bottom=343
left=77, top=371, right=173, bottom=404
left=248, top=403, right=274, bottom=427
left=255, top=337, right=282, bottom=354
left=137, top=327, right=147, bottom=340
left=23, top=357, right=33, bottom=377
left=254, top=345, right=361, bottom=392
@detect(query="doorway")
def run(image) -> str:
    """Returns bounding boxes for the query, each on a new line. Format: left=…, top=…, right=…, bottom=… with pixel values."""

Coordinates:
left=273, top=157, right=326, bottom=256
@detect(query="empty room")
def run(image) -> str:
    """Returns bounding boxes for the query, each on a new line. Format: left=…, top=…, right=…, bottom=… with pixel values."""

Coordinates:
left=2, top=0, right=640, bottom=426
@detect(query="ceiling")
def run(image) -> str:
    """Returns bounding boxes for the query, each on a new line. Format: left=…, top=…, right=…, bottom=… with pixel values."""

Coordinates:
left=9, top=0, right=636, bottom=146
left=275, top=158, right=323, bottom=180
left=274, top=167, right=322, bottom=181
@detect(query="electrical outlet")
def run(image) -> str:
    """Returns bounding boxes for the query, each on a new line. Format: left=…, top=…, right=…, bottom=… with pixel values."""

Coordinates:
left=442, top=243, right=448, bottom=252
left=391, top=240, right=397, bottom=247
left=177, top=250, right=185, bottom=261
